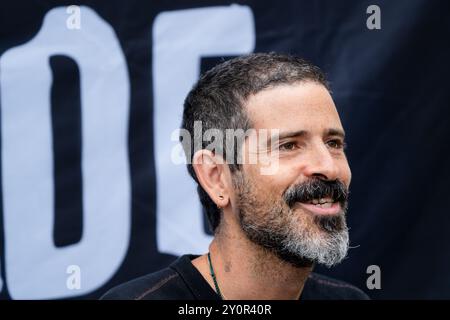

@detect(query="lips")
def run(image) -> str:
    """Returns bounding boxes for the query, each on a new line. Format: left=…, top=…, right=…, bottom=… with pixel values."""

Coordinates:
left=297, top=198, right=341, bottom=215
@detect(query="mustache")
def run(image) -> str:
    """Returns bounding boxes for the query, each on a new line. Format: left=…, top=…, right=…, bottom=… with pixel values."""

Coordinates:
left=283, top=178, right=349, bottom=208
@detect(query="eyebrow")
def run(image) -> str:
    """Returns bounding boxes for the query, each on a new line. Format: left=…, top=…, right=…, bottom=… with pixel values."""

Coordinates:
left=326, top=128, right=346, bottom=139
left=277, top=130, right=308, bottom=140
left=269, top=128, right=346, bottom=143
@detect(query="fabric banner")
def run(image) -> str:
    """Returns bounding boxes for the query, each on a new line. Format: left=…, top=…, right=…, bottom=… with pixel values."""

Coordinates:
left=0, top=0, right=448, bottom=299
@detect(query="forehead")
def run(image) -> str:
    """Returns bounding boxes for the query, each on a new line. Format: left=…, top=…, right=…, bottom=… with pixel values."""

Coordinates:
left=244, top=82, right=343, bottom=134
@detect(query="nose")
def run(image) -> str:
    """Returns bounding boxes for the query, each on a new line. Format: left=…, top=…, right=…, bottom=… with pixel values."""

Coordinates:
left=302, top=141, right=340, bottom=181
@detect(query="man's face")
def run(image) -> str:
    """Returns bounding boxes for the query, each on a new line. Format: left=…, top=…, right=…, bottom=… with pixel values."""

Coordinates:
left=233, top=81, right=352, bottom=267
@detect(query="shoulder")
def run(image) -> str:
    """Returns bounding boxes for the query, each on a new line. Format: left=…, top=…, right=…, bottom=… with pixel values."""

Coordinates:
left=100, top=267, right=187, bottom=300
left=302, top=272, right=370, bottom=300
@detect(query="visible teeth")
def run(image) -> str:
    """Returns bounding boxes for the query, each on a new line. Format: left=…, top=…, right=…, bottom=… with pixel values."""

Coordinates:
left=316, top=202, right=333, bottom=208
left=308, top=198, right=334, bottom=205
left=319, top=198, right=333, bottom=204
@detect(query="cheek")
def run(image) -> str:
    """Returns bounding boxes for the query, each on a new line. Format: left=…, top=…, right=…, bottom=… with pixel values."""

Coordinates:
left=251, top=164, right=295, bottom=198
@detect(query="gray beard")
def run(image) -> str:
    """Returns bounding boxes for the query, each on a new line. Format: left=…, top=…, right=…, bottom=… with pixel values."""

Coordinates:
left=235, top=174, right=350, bottom=268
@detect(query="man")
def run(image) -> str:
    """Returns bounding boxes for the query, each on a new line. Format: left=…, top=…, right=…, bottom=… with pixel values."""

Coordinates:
left=102, top=53, right=369, bottom=300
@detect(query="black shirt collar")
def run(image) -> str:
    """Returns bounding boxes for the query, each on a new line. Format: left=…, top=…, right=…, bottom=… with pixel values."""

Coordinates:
left=169, top=254, right=221, bottom=300
left=169, top=254, right=313, bottom=300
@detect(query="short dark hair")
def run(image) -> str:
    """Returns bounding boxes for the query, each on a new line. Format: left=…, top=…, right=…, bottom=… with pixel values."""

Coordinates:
left=181, top=52, right=329, bottom=232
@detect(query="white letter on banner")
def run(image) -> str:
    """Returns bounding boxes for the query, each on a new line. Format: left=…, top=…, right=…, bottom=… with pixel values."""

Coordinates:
left=0, top=6, right=130, bottom=299
left=152, top=5, right=255, bottom=255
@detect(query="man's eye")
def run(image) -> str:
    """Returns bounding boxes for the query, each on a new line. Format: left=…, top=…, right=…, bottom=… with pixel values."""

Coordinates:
left=279, top=142, right=297, bottom=151
left=327, top=139, right=346, bottom=149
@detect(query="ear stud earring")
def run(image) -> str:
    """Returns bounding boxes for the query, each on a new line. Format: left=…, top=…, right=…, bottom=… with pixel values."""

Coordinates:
left=217, top=195, right=224, bottom=209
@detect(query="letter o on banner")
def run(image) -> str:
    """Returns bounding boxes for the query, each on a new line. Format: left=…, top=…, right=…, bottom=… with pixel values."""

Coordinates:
left=0, top=6, right=131, bottom=299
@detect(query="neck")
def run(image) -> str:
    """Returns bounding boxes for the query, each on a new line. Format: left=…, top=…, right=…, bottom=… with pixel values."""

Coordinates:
left=192, top=218, right=313, bottom=300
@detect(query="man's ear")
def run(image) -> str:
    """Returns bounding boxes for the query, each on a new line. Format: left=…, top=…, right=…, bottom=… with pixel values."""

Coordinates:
left=192, top=149, right=230, bottom=208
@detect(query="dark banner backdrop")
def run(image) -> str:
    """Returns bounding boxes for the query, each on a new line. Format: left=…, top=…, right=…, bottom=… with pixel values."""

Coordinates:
left=0, top=0, right=449, bottom=299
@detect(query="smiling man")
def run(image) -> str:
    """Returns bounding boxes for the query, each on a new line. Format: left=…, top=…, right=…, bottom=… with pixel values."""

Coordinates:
left=102, top=53, right=369, bottom=300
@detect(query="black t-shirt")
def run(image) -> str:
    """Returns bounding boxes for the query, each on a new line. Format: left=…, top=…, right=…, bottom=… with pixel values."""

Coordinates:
left=101, top=255, right=370, bottom=300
